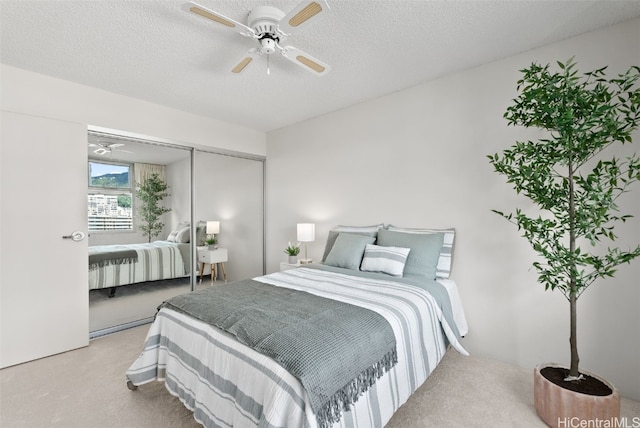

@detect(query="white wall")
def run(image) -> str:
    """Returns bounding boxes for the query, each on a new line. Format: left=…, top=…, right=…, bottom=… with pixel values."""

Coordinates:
left=2, top=65, right=267, bottom=156
left=266, top=18, right=640, bottom=400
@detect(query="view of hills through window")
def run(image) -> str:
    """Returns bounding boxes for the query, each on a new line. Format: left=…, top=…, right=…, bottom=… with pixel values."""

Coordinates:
left=88, top=162, right=133, bottom=231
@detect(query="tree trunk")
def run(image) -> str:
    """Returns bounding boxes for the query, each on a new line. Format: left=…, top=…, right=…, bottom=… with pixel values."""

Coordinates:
left=568, top=159, right=580, bottom=378
left=569, top=292, right=580, bottom=377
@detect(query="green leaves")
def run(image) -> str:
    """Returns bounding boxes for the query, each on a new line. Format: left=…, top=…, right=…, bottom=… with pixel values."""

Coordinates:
left=136, top=173, right=171, bottom=242
left=490, top=58, right=640, bottom=299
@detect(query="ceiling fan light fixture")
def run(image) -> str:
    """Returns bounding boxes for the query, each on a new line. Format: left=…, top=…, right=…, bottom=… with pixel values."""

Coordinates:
left=288, top=2, right=322, bottom=27
left=94, top=148, right=108, bottom=155
left=260, top=38, right=277, bottom=54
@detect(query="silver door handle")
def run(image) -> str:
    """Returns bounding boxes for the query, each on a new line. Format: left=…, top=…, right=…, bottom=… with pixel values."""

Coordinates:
left=62, top=231, right=86, bottom=241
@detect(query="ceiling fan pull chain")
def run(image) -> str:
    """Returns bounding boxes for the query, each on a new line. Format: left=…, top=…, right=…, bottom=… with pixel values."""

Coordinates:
left=267, top=54, right=270, bottom=76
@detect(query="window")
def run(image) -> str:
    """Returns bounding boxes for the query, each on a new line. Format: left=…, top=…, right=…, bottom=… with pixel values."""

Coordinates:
left=88, top=161, right=133, bottom=231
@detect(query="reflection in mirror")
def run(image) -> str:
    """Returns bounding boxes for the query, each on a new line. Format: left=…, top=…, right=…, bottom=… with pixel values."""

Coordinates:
left=87, top=131, right=194, bottom=337
left=194, top=150, right=265, bottom=283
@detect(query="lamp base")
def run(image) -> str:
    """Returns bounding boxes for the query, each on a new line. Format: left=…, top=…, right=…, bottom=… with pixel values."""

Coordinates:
left=300, top=258, right=313, bottom=264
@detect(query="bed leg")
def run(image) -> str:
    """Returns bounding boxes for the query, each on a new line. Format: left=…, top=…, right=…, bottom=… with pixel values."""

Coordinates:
left=127, top=380, right=138, bottom=391
left=108, top=287, right=116, bottom=298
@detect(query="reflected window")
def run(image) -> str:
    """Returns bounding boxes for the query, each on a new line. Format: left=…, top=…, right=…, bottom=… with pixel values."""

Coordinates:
left=88, top=161, right=133, bottom=231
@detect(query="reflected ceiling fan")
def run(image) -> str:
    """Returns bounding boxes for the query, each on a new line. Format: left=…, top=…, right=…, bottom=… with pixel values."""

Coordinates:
left=182, top=0, right=331, bottom=76
left=88, top=141, right=132, bottom=156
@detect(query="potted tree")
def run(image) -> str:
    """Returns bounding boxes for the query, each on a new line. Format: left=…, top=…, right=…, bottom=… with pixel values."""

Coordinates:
left=136, top=173, right=171, bottom=243
left=488, top=58, right=640, bottom=426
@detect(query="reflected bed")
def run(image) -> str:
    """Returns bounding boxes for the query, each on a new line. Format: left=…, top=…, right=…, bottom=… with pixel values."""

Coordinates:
left=88, top=241, right=190, bottom=291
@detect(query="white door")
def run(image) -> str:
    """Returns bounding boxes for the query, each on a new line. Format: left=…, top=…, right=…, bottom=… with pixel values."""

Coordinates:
left=1, top=111, right=89, bottom=367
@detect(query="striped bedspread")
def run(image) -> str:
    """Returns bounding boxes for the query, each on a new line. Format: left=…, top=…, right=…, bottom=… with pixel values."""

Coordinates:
left=126, top=267, right=468, bottom=428
left=88, top=241, right=187, bottom=290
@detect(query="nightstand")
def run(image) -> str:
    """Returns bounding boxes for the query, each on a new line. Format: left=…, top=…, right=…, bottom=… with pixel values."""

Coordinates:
left=279, top=262, right=301, bottom=272
left=198, top=248, right=228, bottom=283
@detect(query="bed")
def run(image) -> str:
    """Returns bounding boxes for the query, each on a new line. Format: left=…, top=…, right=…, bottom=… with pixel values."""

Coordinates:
left=89, top=221, right=203, bottom=292
left=88, top=240, right=191, bottom=291
left=125, top=225, right=469, bottom=428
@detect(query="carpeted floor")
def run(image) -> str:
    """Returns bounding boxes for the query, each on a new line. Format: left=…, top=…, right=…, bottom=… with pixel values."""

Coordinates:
left=1, top=324, right=638, bottom=427
left=89, top=276, right=202, bottom=332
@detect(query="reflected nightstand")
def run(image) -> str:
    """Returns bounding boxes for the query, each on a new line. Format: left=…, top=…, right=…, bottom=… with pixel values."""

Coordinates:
left=198, top=248, right=228, bottom=283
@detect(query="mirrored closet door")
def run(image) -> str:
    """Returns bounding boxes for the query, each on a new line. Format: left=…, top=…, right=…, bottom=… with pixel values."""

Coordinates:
left=194, top=150, right=265, bottom=282
left=88, top=131, right=194, bottom=337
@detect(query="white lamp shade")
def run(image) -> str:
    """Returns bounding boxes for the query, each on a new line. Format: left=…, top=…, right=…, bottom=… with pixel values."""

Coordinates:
left=297, top=223, right=315, bottom=242
left=206, top=221, right=220, bottom=234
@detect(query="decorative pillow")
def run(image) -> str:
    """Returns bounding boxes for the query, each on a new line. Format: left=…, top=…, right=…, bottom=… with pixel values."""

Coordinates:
left=324, top=233, right=376, bottom=270
left=360, top=244, right=411, bottom=277
left=167, top=230, right=179, bottom=242
left=322, top=230, right=379, bottom=262
left=387, top=225, right=455, bottom=278
left=376, top=229, right=444, bottom=279
left=175, top=226, right=191, bottom=243
left=167, top=221, right=190, bottom=243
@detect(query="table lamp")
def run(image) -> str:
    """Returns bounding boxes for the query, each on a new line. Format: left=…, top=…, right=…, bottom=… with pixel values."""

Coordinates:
left=297, top=223, right=315, bottom=264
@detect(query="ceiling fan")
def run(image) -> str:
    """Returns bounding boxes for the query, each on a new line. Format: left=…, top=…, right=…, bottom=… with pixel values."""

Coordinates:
left=88, top=141, right=132, bottom=156
left=182, top=0, right=331, bottom=76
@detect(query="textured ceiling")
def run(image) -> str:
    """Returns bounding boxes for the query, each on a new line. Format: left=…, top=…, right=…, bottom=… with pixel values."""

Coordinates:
left=2, top=1, right=640, bottom=133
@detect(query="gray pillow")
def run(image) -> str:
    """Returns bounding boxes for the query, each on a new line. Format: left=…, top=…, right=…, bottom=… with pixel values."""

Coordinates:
left=196, top=221, right=207, bottom=246
left=324, top=233, right=376, bottom=270
left=322, top=230, right=378, bottom=262
left=387, top=225, right=456, bottom=278
left=168, top=221, right=190, bottom=242
left=175, top=226, right=191, bottom=243
left=376, top=229, right=444, bottom=279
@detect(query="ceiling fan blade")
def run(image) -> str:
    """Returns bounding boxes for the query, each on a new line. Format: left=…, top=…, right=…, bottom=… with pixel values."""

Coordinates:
left=278, top=0, right=328, bottom=34
left=231, top=49, right=259, bottom=74
left=182, top=2, right=256, bottom=38
left=280, top=46, right=330, bottom=76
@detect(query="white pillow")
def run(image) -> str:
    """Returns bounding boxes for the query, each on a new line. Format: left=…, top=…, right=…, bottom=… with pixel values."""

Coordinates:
left=360, top=244, right=411, bottom=277
left=386, top=226, right=455, bottom=278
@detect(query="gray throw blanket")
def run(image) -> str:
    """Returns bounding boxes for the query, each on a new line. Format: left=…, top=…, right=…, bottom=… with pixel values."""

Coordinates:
left=162, top=279, right=397, bottom=428
left=88, top=249, right=138, bottom=271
